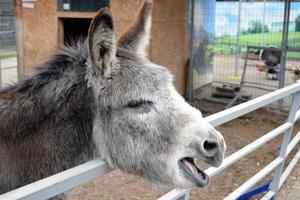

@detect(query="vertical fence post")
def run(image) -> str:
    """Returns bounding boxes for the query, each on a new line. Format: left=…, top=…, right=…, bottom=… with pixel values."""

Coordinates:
left=183, top=190, right=190, bottom=200
left=278, top=0, right=291, bottom=111
left=187, top=0, right=195, bottom=102
left=279, top=0, right=290, bottom=90
left=234, top=0, right=242, bottom=77
left=269, top=91, right=300, bottom=199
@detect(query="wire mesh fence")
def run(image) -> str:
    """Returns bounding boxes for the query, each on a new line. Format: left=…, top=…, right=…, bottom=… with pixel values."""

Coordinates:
left=0, top=0, right=17, bottom=89
left=189, top=0, right=300, bottom=109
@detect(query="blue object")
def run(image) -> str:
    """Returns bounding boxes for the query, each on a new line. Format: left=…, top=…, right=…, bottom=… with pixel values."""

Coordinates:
left=237, top=180, right=272, bottom=200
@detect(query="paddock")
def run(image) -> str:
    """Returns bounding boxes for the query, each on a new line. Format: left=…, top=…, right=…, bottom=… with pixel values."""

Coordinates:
left=1, top=0, right=300, bottom=200
left=188, top=0, right=300, bottom=110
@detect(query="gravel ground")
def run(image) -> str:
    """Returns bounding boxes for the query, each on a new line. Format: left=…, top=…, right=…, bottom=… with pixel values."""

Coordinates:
left=277, top=166, right=300, bottom=200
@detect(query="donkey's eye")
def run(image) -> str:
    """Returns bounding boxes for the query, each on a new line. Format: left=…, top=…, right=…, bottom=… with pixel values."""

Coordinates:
left=127, top=100, right=154, bottom=109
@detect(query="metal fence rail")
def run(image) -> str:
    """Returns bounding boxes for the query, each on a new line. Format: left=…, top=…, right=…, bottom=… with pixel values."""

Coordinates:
left=160, top=82, right=300, bottom=200
left=0, top=160, right=112, bottom=200
left=2, top=82, right=300, bottom=200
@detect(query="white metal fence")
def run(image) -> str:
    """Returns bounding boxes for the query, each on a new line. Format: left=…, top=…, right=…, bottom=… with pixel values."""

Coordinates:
left=2, top=82, right=300, bottom=200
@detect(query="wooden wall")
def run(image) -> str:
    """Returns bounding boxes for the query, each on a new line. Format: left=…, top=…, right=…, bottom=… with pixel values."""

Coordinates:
left=14, top=0, right=189, bottom=94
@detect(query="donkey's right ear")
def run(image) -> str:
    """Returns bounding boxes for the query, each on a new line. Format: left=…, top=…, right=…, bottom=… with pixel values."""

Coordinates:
left=88, top=7, right=116, bottom=77
left=118, top=0, right=153, bottom=57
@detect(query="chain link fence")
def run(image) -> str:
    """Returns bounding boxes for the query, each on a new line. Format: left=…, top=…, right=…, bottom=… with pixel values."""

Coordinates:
left=188, top=0, right=300, bottom=109
left=0, top=0, right=17, bottom=89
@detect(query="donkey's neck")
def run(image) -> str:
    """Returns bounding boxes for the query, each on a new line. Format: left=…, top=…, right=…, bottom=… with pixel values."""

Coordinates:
left=0, top=43, right=99, bottom=192
left=0, top=42, right=95, bottom=145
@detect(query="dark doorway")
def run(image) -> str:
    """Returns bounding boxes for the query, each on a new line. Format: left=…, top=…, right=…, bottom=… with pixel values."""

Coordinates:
left=61, top=18, right=92, bottom=44
left=58, top=0, right=109, bottom=12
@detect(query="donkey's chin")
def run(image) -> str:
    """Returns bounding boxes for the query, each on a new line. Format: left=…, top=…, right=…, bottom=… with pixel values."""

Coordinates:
left=178, top=157, right=210, bottom=188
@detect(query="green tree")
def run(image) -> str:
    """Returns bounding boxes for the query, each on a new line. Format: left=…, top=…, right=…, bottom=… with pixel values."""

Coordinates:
left=247, top=20, right=269, bottom=34
left=295, top=15, right=300, bottom=32
left=240, top=29, right=248, bottom=35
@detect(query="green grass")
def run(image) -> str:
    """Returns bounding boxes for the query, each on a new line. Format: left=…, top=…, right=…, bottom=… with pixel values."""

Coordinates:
left=213, top=32, right=300, bottom=59
left=0, top=45, right=16, bottom=51
left=0, top=54, right=16, bottom=59
left=0, top=45, right=17, bottom=60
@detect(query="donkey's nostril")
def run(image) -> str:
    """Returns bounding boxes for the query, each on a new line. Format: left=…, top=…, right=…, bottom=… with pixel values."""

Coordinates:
left=203, top=140, right=217, bottom=151
left=202, top=140, right=219, bottom=157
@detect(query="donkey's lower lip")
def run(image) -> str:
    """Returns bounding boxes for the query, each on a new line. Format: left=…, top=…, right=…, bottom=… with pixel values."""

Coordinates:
left=179, top=157, right=210, bottom=187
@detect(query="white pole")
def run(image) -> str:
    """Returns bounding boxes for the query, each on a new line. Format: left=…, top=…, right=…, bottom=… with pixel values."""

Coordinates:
left=235, top=0, right=242, bottom=76
left=260, top=0, right=266, bottom=47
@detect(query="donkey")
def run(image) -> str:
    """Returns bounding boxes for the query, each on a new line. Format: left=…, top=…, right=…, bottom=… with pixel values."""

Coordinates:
left=0, top=0, right=225, bottom=198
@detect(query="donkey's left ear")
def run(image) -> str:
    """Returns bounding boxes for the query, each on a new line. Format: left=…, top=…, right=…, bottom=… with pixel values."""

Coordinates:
left=88, top=7, right=116, bottom=77
left=118, top=0, right=153, bottom=57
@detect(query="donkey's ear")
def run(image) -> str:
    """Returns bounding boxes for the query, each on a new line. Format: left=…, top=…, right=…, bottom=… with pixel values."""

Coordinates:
left=88, top=7, right=116, bottom=77
left=118, top=0, right=153, bottom=57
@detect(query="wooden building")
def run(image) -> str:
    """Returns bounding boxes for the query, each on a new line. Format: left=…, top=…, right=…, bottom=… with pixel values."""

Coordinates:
left=14, top=0, right=189, bottom=94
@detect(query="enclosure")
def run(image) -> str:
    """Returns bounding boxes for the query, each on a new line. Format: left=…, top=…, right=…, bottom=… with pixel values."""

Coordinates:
left=1, top=0, right=300, bottom=200
left=188, top=0, right=300, bottom=110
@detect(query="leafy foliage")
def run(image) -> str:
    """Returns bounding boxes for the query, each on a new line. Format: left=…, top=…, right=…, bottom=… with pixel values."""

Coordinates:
left=247, top=20, right=269, bottom=34
left=295, top=14, right=300, bottom=32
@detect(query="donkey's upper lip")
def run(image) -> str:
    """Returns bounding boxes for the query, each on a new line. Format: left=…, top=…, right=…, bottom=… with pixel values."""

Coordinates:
left=178, top=157, right=210, bottom=187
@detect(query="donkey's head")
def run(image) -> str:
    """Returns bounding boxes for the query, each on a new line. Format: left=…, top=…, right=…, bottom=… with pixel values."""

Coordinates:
left=86, top=1, right=225, bottom=188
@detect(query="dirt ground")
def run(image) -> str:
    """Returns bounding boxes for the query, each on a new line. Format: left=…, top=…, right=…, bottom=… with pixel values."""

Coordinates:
left=277, top=165, right=300, bottom=200
left=70, top=99, right=300, bottom=200
left=213, top=54, right=300, bottom=91
left=212, top=55, right=300, bottom=108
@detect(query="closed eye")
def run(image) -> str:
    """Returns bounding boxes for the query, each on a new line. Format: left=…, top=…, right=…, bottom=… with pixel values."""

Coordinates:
left=127, top=100, right=154, bottom=108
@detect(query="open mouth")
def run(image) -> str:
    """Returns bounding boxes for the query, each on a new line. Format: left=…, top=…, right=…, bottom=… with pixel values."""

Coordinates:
left=179, top=157, right=210, bottom=187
